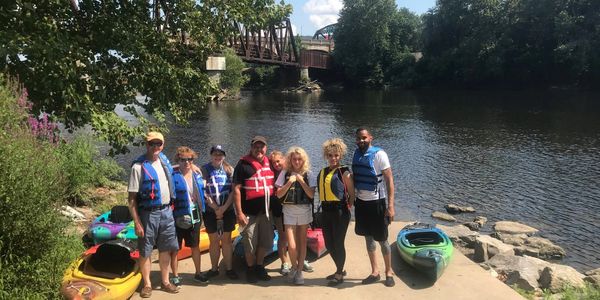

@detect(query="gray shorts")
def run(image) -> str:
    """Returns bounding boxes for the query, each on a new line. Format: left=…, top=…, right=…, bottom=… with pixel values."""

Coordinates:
left=242, top=213, right=274, bottom=255
left=138, top=206, right=179, bottom=257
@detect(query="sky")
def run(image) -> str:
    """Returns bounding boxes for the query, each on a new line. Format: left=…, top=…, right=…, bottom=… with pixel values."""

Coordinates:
left=287, top=0, right=436, bottom=36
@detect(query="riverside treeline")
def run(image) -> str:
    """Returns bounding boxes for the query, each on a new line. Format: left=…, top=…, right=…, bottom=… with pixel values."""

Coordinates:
left=333, top=0, right=600, bottom=89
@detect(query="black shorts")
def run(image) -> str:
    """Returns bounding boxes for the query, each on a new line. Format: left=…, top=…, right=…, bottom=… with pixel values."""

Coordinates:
left=354, top=198, right=389, bottom=241
left=176, top=221, right=201, bottom=248
left=203, top=209, right=236, bottom=234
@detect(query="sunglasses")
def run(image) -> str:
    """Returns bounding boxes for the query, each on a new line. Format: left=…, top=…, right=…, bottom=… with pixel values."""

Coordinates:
left=180, top=157, right=194, bottom=162
left=148, top=141, right=163, bottom=147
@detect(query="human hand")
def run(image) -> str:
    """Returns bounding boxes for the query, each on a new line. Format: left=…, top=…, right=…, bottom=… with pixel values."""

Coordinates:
left=237, top=212, right=248, bottom=226
left=135, top=222, right=144, bottom=238
left=295, top=174, right=305, bottom=184
left=385, top=206, right=395, bottom=221
left=216, top=207, right=224, bottom=219
left=288, top=175, right=297, bottom=183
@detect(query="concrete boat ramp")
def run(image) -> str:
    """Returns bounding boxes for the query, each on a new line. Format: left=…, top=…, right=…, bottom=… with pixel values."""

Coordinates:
left=132, top=221, right=523, bottom=299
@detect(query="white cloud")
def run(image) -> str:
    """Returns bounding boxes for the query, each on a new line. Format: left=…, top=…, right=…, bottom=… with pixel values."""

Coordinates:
left=308, top=14, right=339, bottom=30
left=303, top=0, right=343, bottom=14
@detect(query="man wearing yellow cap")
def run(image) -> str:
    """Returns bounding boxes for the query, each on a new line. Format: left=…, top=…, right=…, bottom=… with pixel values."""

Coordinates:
left=127, top=132, right=179, bottom=297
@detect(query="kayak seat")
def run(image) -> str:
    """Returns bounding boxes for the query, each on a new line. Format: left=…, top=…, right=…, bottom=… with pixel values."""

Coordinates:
left=109, top=205, right=132, bottom=223
left=81, top=243, right=135, bottom=279
left=406, top=232, right=443, bottom=246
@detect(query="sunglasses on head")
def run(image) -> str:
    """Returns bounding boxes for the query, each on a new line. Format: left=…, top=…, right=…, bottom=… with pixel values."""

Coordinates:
left=148, top=141, right=163, bottom=147
left=180, top=157, right=194, bottom=162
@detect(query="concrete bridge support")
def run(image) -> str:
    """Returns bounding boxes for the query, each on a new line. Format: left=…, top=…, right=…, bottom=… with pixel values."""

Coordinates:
left=300, top=67, right=310, bottom=82
left=206, top=56, right=226, bottom=85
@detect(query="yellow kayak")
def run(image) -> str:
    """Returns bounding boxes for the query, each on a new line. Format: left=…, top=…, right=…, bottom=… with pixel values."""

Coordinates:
left=177, top=224, right=240, bottom=260
left=61, top=240, right=141, bottom=300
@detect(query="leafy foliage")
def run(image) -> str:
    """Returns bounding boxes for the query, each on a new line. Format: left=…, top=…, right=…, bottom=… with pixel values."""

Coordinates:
left=0, top=1, right=291, bottom=154
left=0, top=76, right=83, bottom=299
left=334, top=0, right=422, bottom=87
left=220, top=48, right=249, bottom=95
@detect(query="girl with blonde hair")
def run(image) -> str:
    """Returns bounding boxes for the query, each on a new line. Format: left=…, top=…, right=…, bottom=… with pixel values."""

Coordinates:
left=275, top=146, right=315, bottom=285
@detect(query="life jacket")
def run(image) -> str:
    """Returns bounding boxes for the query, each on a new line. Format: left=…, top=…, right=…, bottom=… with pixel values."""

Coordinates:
left=172, top=171, right=206, bottom=220
left=203, top=163, right=232, bottom=206
left=241, top=155, right=274, bottom=217
left=352, top=146, right=383, bottom=192
left=281, top=172, right=312, bottom=205
left=132, top=152, right=175, bottom=208
left=317, top=166, right=347, bottom=202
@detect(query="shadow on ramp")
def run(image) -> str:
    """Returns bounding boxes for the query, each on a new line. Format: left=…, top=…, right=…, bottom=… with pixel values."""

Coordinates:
left=391, top=241, right=437, bottom=289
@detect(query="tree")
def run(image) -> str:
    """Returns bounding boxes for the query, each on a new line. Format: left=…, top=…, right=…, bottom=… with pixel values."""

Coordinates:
left=0, top=0, right=291, bottom=154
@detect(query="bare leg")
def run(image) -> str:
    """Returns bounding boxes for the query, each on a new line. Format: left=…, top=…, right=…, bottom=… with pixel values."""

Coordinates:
left=191, top=247, right=202, bottom=274
left=222, top=232, right=233, bottom=270
left=297, top=224, right=308, bottom=268
left=384, top=253, right=392, bottom=276
left=368, top=250, right=379, bottom=276
left=208, top=233, right=220, bottom=271
left=140, top=256, right=152, bottom=287
left=286, top=224, right=298, bottom=269
left=158, top=251, right=173, bottom=285
left=170, top=251, right=178, bottom=277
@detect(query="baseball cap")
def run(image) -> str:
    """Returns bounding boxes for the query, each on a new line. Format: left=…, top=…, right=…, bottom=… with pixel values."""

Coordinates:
left=210, top=144, right=226, bottom=156
left=146, top=131, right=164, bottom=142
left=251, top=135, right=267, bottom=146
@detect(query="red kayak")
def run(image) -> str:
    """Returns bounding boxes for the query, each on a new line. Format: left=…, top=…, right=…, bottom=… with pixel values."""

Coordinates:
left=307, top=228, right=327, bottom=257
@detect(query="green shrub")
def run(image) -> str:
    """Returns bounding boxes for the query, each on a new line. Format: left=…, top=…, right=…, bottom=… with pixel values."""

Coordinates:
left=247, top=65, right=279, bottom=89
left=220, top=48, right=249, bottom=95
left=0, top=76, right=83, bottom=299
left=58, top=135, right=124, bottom=206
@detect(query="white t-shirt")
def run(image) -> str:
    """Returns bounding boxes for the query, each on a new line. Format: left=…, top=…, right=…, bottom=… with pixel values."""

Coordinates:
left=355, top=150, right=391, bottom=201
left=128, top=159, right=172, bottom=205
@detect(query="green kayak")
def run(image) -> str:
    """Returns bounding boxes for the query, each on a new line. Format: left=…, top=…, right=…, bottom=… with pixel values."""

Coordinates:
left=396, top=223, right=453, bottom=281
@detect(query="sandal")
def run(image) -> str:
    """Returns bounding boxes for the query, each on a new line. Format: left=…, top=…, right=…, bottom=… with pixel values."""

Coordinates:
left=327, top=273, right=344, bottom=286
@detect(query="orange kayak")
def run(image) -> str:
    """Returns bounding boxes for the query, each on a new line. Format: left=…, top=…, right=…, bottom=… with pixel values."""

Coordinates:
left=177, top=224, right=240, bottom=260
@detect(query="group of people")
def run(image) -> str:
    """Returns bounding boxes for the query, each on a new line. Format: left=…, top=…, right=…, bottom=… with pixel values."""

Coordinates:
left=127, top=128, right=395, bottom=298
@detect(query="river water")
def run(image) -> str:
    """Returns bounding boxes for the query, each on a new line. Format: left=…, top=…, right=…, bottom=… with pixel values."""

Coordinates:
left=117, top=89, right=600, bottom=271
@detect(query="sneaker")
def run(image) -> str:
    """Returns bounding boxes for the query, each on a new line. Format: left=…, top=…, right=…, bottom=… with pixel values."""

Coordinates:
left=287, top=268, right=297, bottom=284
left=140, top=286, right=152, bottom=298
left=255, top=265, right=271, bottom=281
left=204, top=269, right=220, bottom=278
left=326, top=270, right=347, bottom=280
left=170, top=275, right=182, bottom=287
left=384, top=276, right=395, bottom=287
left=303, top=260, right=314, bottom=273
left=280, top=263, right=291, bottom=276
left=294, top=270, right=305, bottom=285
left=160, top=282, right=180, bottom=294
left=193, top=273, right=209, bottom=283
left=361, top=274, right=381, bottom=285
left=226, top=269, right=239, bottom=280
left=246, top=267, right=258, bottom=283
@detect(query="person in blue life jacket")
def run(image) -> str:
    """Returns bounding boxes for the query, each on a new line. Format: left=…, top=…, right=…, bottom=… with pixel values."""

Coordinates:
left=200, top=145, right=239, bottom=280
left=127, top=132, right=180, bottom=298
left=275, top=146, right=316, bottom=285
left=317, top=138, right=356, bottom=286
left=352, top=128, right=396, bottom=288
left=169, top=146, right=208, bottom=286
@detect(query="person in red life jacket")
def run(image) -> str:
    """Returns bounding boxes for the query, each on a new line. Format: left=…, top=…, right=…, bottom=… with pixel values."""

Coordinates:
left=269, top=150, right=291, bottom=275
left=275, top=146, right=316, bottom=285
left=169, top=146, right=207, bottom=285
left=232, top=136, right=275, bottom=283
left=317, top=138, right=355, bottom=286
left=352, top=128, right=396, bottom=287
left=201, top=145, right=238, bottom=280
left=127, top=132, right=179, bottom=298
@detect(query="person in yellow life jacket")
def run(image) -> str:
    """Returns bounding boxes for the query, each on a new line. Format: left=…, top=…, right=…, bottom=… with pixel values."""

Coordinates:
left=275, top=146, right=316, bottom=285
left=317, top=138, right=355, bottom=286
left=232, top=136, right=275, bottom=283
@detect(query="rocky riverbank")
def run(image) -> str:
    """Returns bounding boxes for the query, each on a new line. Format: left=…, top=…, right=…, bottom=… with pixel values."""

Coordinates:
left=432, top=203, right=600, bottom=298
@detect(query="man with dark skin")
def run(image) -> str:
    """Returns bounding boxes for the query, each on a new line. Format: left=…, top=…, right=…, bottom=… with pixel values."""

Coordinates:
left=352, top=128, right=396, bottom=287
left=232, top=136, right=275, bottom=283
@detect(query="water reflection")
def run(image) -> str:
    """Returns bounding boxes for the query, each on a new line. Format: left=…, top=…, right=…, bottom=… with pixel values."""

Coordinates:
left=116, top=89, right=600, bottom=271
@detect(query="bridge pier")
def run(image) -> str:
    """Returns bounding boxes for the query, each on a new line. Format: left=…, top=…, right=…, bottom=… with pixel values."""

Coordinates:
left=206, top=56, right=226, bottom=85
left=299, top=67, right=310, bottom=82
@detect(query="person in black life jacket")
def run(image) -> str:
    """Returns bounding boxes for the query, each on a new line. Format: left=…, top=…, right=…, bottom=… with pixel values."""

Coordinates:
left=201, top=145, right=238, bottom=280
left=275, top=146, right=316, bottom=285
left=232, top=136, right=275, bottom=283
left=269, top=150, right=292, bottom=275
left=352, top=128, right=396, bottom=288
left=317, top=138, right=355, bottom=286
left=127, top=132, right=179, bottom=297
left=169, top=147, right=207, bottom=285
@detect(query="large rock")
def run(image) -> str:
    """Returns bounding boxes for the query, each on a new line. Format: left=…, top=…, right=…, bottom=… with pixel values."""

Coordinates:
left=584, top=268, right=600, bottom=287
left=463, top=221, right=481, bottom=231
left=436, top=224, right=479, bottom=248
left=474, top=216, right=488, bottom=227
left=431, top=211, right=457, bottom=222
left=486, top=253, right=551, bottom=291
left=445, top=203, right=476, bottom=214
left=493, top=221, right=539, bottom=235
left=524, top=237, right=566, bottom=260
left=478, top=235, right=515, bottom=257
left=539, top=265, right=585, bottom=293
left=492, top=232, right=528, bottom=246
